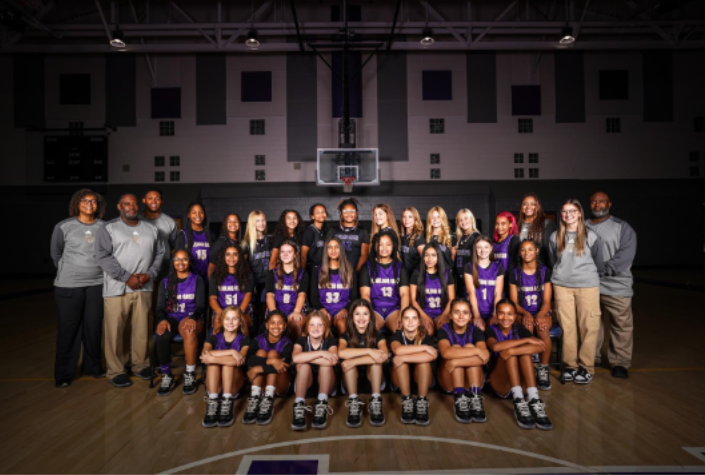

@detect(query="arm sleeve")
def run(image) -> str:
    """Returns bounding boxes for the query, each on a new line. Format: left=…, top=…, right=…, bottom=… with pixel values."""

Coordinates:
left=436, top=327, right=450, bottom=342
left=266, top=270, right=275, bottom=293
left=168, top=220, right=178, bottom=250
left=272, top=235, right=284, bottom=250
left=505, top=236, right=521, bottom=274
left=349, top=271, right=359, bottom=301
left=473, top=326, right=486, bottom=343
left=399, top=266, right=410, bottom=286
left=507, top=269, right=517, bottom=285
left=604, top=223, right=637, bottom=276
left=156, top=279, right=168, bottom=323
left=590, top=233, right=606, bottom=275
left=358, top=266, right=370, bottom=287
left=410, top=270, right=419, bottom=285
left=191, top=276, right=205, bottom=321
left=148, top=233, right=166, bottom=280
left=548, top=233, right=558, bottom=267
left=301, top=227, right=315, bottom=248
left=205, top=335, right=217, bottom=347
left=244, top=274, right=255, bottom=293
left=209, top=275, right=218, bottom=297
left=50, top=223, right=65, bottom=268
left=390, top=331, right=404, bottom=345
left=95, top=225, right=131, bottom=283
left=309, top=267, right=322, bottom=309
left=447, top=272, right=455, bottom=285
left=542, top=220, right=556, bottom=253
left=174, top=230, right=186, bottom=251
left=297, top=270, right=310, bottom=295
left=463, top=262, right=472, bottom=277
left=209, top=239, right=222, bottom=264
left=280, top=341, right=293, bottom=364
left=484, top=326, right=497, bottom=341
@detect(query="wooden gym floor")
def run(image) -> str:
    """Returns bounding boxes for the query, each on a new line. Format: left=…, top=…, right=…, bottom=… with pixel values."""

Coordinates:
left=1, top=270, right=704, bottom=475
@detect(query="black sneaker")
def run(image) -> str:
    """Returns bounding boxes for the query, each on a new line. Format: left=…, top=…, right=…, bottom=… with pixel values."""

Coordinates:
left=513, top=397, right=535, bottom=429
left=218, top=397, right=235, bottom=427
left=136, top=367, right=153, bottom=380
left=110, top=374, right=132, bottom=388
left=453, top=394, right=471, bottom=424
left=256, top=395, right=275, bottom=425
left=345, top=397, right=364, bottom=428
left=202, top=397, right=220, bottom=428
left=182, top=371, right=198, bottom=395
left=400, top=396, right=415, bottom=424
left=55, top=380, right=71, bottom=388
left=528, top=398, right=553, bottom=430
left=312, top=399, right=332, bottom=430
left=469, top=393, right=487, bottom=423
left=562, top=367, right=577, bottom=382
left=157, top=373, right=175, bottom=397
left=612, top=365, right=629, bottom=379
left=369, top=395, right=385, bottom=426
left=574, top=366, right=593, bottom=385
left=414, top=397, right=430, bottom=426
left=292, top=401, right=309, bottom=431
left=536, top=365, right=552, bottom=390
left=242, top=396, right=260, bottom=424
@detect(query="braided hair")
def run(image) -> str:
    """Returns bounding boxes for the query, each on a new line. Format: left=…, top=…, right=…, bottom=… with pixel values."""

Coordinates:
left=415, top=241, right=449, bottom=314
left=518, top=193, right=548, bottom=243
left=275, top=239, right=301, bottom=290
left=369, top=229, right=401, bottom=282
left=214, top=244, right=252, bottom=290
left=218, top=213, right=243, bottom=243
left=516, top=240, right=544, bottom=313
left=166, top=250, right=193, bottom=314
left=184, top=201, right=212, bottom=253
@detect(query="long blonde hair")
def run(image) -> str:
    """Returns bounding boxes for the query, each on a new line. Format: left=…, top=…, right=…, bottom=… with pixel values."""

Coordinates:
left=455, top=208, right=478, bottom=242
left=242, top=210, right=267, bottom=256
left=556, top=199, right=588, bottom=256
left=399, top=207, right=424, bottom=247
left=425, top=206, right=453, bottom=247
left=371, top=203, right=401, bottom=246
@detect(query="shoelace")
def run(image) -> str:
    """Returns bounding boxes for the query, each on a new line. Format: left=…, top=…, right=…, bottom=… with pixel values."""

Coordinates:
left=415, top=398, right=428, bottom=415
left=183, top=372, right=196, bottom=386
left=516, top=399, right=532, bottom=418
left=206, top=398, right=219, bottom=416
left=219, top=398, right=232, bottom=416
left=401, top=398, right=415, bottom=414
left=469, top=395, right=483, bottom=412
left=160, top=375, right=173, bottom=389
left=314, top=402, right=333, bottom=418
left=537, top=366, right=549, bottom=381
left=368, top=397, right=383, bottom=416
left=345, top=398, right=364, bottom=416
left=294, top=403, right=312, bottom=419
left=455, top=395, right=470, bottom=412
left=258, top=397, right=273, bottom=414
left=530, top=399, right=547, bottom=418
left=245, top=396, right=259, bottom=413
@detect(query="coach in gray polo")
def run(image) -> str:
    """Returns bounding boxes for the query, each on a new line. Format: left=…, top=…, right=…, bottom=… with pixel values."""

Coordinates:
left=586, top=192, right=637, bottom=379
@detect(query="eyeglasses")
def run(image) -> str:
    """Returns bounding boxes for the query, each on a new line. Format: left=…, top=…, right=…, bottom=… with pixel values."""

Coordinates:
left=80, top=199, right=97, bottom=205
left=561, top=209, right=579, bottom=216
left=173, top=257, right=189, bottom=262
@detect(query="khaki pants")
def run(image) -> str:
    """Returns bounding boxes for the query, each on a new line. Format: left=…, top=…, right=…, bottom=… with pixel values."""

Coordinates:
left=554, top=285, right=601, bottom=374
left=104, top=292, right=152, bottom=379
left=596, top=295, right=633, bottom=369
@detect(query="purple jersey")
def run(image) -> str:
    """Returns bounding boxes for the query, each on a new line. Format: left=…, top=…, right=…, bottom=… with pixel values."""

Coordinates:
left=474, top=261, right=502, bottom=318
left=422, top=271, right=447, bottom=319
left=165, top=273, right=198, bottom=321
left=441, top=323, right=477, bottom=346
left=318, top=268, right=351, bottom=316
left=514, top=266, right=547, bottom=315
left=255, top=334, right=292, bottom=354
left=492, top=237, right=512, bottom=275
left=183, top=229, right=211, bottom=279
left=274, top=270, right=304, bottom=315
left=215, top=332, right=245, bottom=351
left=367, top=262, right=402, bottom=312
left=216, top=274, right=253, bottom=315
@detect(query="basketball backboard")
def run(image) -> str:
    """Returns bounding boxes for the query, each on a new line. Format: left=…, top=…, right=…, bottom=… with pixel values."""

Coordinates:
left=316, top=148, right=380, bottom=191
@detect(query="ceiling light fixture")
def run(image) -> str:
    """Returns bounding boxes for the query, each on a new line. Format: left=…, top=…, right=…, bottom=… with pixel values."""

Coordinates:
left=246, top=29, right=260, bottom=48
left=559, top=26, right=575, bottom=45
left=110, top=28, right=126, bottom=48
left=420, top=27, right=434, bottom=46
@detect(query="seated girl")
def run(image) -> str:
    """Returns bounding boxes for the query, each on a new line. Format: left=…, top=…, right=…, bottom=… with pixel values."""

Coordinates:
left=410, top=241, right=455, bottom=335
left=266, top=240, right=308, bottom=341
left=209, top=244, right=254, bottom=334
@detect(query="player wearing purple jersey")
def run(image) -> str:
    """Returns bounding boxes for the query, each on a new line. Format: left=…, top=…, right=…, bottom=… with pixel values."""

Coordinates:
left=200, top=306, right=251, bottom=428
left=207, top=213, right=242, bottom=279
left=359, top=230, right=410, bottom=332
left=154, top=250, right=206, bottom=397
left=484, top=299, right=552, bottom=431
left=493, top=212, right=521, bottom=289
left=370, top=203, right=401, bottom=256
left=410, top=241, right=456, bottom=336
left=209, top=244, right=254, bottom=334
left=437, top=298, right=489, bottom=424
left=508, top=240, right=554, bottom=390
left=266, top=240, right=308, bottom=341
left=175, top=202, right=213, bottom=288
left=269, top=209, right=305, bottom=271
left=464, top=236, right=505, bottom=329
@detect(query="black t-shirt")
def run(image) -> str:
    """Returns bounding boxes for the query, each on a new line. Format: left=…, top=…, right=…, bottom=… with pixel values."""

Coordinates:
left=409, top=269, right=455, bottom=287
left=265, top=269, right=310, bottom=294
left=390, top=330, right=433, bottom=347
left=428, top=234, right=457, bottom=270
left=209, top=236, right=239, bottom=265
left=436, top=325, right=486, bottom=345
left=326, top=226, right=369, bottom=269
left=339, top=331, right=385, bottom=349
left=484, top=325, right=534, bottom=342
left=272, top=234, right=299, bottom=251
left=358, top=261, right=410, bottom=287
left=454, top=232, right=479, bottom=276
left=208, top=273, right=255, bottom=297
left=301, top=225, right=327, bottom=268
left=308, top=266, right=359, bottom=310
left=400, top=233, right=426, bottom=272
left=205, top=334, right=251, bottom=350
left=295, top=336, right=338, bottom=352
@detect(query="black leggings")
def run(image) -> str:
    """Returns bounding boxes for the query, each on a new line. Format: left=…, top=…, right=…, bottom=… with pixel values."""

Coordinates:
left=54, top=285, right=104, bottom=381
left=154, top=317, right=181, bottom=365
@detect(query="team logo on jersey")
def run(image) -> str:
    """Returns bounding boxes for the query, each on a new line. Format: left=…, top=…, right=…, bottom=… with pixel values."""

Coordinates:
left=84, top=231, right=94, bottom=243
left=132, top=231, right=142, bottom=244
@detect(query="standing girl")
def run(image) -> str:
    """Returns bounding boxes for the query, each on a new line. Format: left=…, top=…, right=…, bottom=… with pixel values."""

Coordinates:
left=425, top=206, right=457, bottom=270
left=269, top=209, right=305, bottom=270
left=326, top=198, right=370, bottom=272
left=410, top=241, right=455, bottom=334
left=208, top=213, right=242, bottom=278
left=492, top=211, right=521, bottom=285
left=359, top=230, right=410, bottom=332
left=549, top=199, right=604, bottom=384
left=244, top=310, right=293, bottom=425
left=390, top=307, right=436, bottom=425
left=154, top=249, right=205, bottom=396
left=517, top=193, right=556, bottom=266
left=291, top=311, right=339, bottom=430
left=437, top=298, right=489, bottom=424
left=266, top=240, right=309, bottom=341
left=464, top=236, right=504, bottom=329
left=209, top=244, right=254, bottom=333
left=309, top=237, right=358, bottom=336
left=508, top=240, right=553, bottom=390
left=485, top=299, right=552, bottom=430
left=51, top=188, right=106, bottom=387
left=199, top=306, right=250, bottom=428
left=338, top=299, right=389, bottom=428
left=175, top=201, right=213, bottom=294
left=300, top=203, right=328, bottom=271
left=399, top=207, right=426, bottom=274
left=370, top=203, right=401, bottom=250
left=242, top=210, right=270, bottom=332
left=454, top=209, right=480, bottom=299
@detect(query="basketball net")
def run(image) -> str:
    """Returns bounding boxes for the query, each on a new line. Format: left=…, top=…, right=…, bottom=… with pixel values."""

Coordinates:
left=341, top=176, right=356, bottom=193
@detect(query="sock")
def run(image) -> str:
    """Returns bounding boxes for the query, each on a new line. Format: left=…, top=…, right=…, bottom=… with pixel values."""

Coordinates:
left=160, top=364, right=171, bottom=374
left=317, top=393, right=328, bottom=402
left=208, top=393, right=218, bottom=400
left=526, top=387, right=539, bottom=401
left=372, top=392, right=381, bottom=399
left=510, top=386, right=524, bottom=400
left=349, top=393, right=358, bottom=400
left=295, top=397, right=305, bottom=404
left=540, top=364, right=549, bottom=369
left=453, top=387, right=465, bottom=395
left=265, top=385, right=275, bottom=398
left=251, top=386, right=262, bottom=397
left=467, top=386, right=482, bottom=395
left=186, top=364, right=196, bottom=373
left=223, top=393, right=233, bottom=399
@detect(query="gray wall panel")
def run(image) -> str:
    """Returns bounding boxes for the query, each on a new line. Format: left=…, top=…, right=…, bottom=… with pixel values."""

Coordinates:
left=196, top=54, right=227, bottom=125
left=105, top=54, right=136, bottom=127
left=287, top=53, right=317, bottom=162
left=466, top=52, right=497, bottom=123
left=377, top=52, right=408, bottom=161
left=555, top=51, right=586, bottom=123
left=13, top=55, right=45, bottom=128
left=643, top=51, right=673, bottom=122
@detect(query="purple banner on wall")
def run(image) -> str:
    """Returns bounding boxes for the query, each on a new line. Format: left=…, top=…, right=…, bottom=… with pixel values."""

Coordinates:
left=332, top=51, right=363, bottom=118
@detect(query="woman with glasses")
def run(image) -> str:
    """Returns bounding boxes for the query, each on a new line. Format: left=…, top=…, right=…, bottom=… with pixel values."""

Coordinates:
left=549, top=199, right=604, bottom=385
left=50, top=189, right=107, bottom=388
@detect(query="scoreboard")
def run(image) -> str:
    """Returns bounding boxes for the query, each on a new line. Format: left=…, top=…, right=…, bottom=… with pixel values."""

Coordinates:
left=44, top=136, right=108, bottom=183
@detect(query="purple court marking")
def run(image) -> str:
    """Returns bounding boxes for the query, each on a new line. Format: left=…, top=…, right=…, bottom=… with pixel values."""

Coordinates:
left=248, top=460, right=318, bottom=475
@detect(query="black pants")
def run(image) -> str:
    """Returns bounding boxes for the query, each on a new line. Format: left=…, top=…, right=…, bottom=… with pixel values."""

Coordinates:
left=154, top=317, right=181, bottom=366
left=54, top=285, right=104, bottom=381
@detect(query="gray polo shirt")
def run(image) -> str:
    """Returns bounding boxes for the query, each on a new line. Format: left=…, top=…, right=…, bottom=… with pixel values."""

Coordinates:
left=586, top=216, right=637, bottom=297
left=50, top=217, right=105, bottom=288
left=139, top=212, right=177, bottom=278
left=95, top=218, right=165, bottom=297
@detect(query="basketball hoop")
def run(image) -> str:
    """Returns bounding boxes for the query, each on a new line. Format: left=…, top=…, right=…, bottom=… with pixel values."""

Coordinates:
left=341, top=176, right=356, bottom=193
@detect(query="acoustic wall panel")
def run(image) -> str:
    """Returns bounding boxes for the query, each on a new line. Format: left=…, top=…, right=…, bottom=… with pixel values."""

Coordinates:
left=196, top=54, right=226, bottom=125
left=555, top=51, right=585, bottom=123
left=287, top=53, right=317, bottom=162
left=466, top=52, right=497, bottom=123
left=105, top=54, right=136, bottom=127
left=332, top=52, right=363, bottom=118
left=643, top=51, right=673, bottom=122
left=377, top=52, right=408, bottom=161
